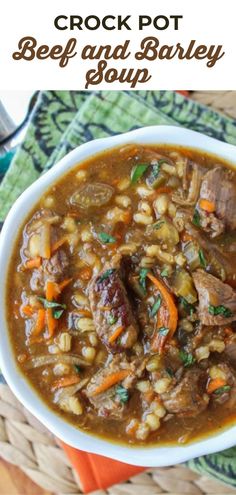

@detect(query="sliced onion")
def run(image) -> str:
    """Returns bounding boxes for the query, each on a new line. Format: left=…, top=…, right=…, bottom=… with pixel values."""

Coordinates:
left=56, top=378, right=89, bottom=401
left=172, top=163, right=202, bottom=206
left=71, top=183, right=114, bottom=208
left=25, top=354, right=91, bottom=369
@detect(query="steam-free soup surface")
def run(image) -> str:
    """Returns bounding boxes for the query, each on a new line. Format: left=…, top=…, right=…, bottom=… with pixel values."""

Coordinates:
left=7, top=144, right=236, bottom=445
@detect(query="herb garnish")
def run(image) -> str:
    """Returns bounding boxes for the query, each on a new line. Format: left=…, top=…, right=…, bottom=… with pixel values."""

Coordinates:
left=98, top=232, right=116, bottom=244
left=131, top=163, right=149, bottom=184
left=208, top=304, right=233, bottom=318
left=53, top=309, right=65, bottom=319
left=160, top=267, right=170, bottom=278
left=150, top=296, right=162, bottom=317
left=213, top=385, right=231, bottom=395
left=74, top=365, right=82, bottom=374
left=199, top=249, right=207, bottom=268
left=158, top=327, right=169, bottom=337
left=38, top=297, right=66, bottom=310
left=166, top=367, right=174, bottom=377
left=179, top=350, right=196, bottom=367
left=192, top=209, right=201, bottom=227
left=116, top=384, right=129, bottom=403
left=153, top=220, right=165, bottom=230
left=139, top=268, right=149, bottom=294
left=179, top=297, right=196, bottom=316
left=98, top=269, right=115, bottom=283
left=107, top=314, right=117, bottom=325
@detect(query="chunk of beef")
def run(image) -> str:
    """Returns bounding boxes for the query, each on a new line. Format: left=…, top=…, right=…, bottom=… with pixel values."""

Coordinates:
left=88, top=268, right=138, bottom=351
left=193, top=269, right=236, bottom=325
left=85, top=355, right=145, bottom=419
left=30, top=250, right=69, bottom=292
left=160, top=368, right=209, bottom=417
left=199, top=167, right=236, bottom=234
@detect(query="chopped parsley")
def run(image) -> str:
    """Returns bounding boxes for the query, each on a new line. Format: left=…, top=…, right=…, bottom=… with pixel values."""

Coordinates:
left=131, top=163, right=149, bottom=184
left=139, top=268, right=149, bottom=294
left=150, top=296, right=162, bottom=317
left=179, top=297, right=196, bottom=316
left=98, top=232, right=116, bottom=244
left=213, top=385, right=231, bottom=395
left=179, top=350, right=196, bottom=367
left=153, top=220, right=165, bottom=230
left=74, top=365, right=82, bottom=374
left=116, top=385, right=129, bottom=403
left=166, top=367, right=174, bottom=377
left=158, top=327, right=169, bottom=337
left=192, top=209, right=201, bottom=227
left=53, top=308, right=65, bottom=319
left=98, top=269, right=115, bottom=283
left=160, top=267, right=170, bottom=278
left=38, top=297, right=66, bottom=310
left=199, top=249, right=207, bottom=269
left=107, top=314, right=117, bottom=325
left=208, top=304, right=233, bottom=318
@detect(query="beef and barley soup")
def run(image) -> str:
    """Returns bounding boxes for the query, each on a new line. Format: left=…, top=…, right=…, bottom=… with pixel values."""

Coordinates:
left=6, top=144, right=236, bottom=445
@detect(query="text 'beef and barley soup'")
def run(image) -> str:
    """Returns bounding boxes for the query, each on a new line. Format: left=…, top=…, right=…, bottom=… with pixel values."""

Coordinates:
left=6, top=144, right=236, bottom=444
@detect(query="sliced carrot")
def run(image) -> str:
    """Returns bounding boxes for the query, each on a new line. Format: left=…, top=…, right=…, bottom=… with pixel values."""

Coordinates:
left=155, top=186, right=173, bottom=195
left=31, top=309, right=46, bottom=337
left=108, top=325, right=125, bottom=344
left=147, top=272, right=178, bottom=353
left=24, top=257, right=42, bottom=270
left=78, top=266, right=92, bottom=281
left=46, top=308, right=57, bottom=338
left=51, top=237, right=68, bottom=253
left=21, top=305, right=35, bottom=317
left=181, top=231, right=193, bottom=243
left=46, top=280, right=60, bottom=301
left=58, top=278, right=73, bottom=292
left=147, top=273, right=177, bottom=335
left=88, top=370, right=130, bottom=397
left=207, top=378, right=227, bottom=394
left=52, top=375, right=81, bottom=391
left=199, top=198, right=215, bottom=213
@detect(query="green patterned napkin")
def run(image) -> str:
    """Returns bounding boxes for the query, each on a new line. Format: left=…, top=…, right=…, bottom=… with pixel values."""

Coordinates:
left=1, top=90, right=236, bottom=486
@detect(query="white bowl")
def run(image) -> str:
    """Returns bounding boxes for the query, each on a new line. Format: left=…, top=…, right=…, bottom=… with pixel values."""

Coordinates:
left=1, top=125, right=236, bottom=467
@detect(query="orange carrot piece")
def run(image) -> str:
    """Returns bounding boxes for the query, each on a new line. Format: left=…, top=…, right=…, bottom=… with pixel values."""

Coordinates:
left=181, top=231, right=193, bottom=243
left=224, top=327, right=233, bottom=336
left=58, top=278, right=73, bottom=292
left=78, top=266, right=92, bottom=281
left=155, top=186, right=173, bottom=195
left=46, top=308, right=57, bottom=338
left=108, top=325, right=125, bottom=344
left=51, top=237, right=68, bottom=253
left=88, top=370, right=130, bottom=397
left=46, top=280, right=60, bottom=301
left=24, top=257, right=42, bottom=270
left=207, top=378, right=227, bottom=394
left=147, top=273, right=178, bottom=336
left=31, top=309, right=46, bottom=337
left=199, top=198, right=215, bottom=213
left=21, top=305, right=35, bottom=317
left=76, top=309, right=92, bottom=317
left=122, top=211, right=132, bottom=224
left=52, top=375, right=81, bottom=391
left=147, top=273, right=178, bottom=353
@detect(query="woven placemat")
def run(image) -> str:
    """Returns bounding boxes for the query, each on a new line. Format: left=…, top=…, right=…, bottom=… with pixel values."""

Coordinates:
left=1, top=382, right=236, bottom=495
left=1, top=91, right=236, bottom=495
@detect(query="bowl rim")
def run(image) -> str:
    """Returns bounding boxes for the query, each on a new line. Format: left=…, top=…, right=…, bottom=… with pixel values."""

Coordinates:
left=1, top=124, right=236, bottom=466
